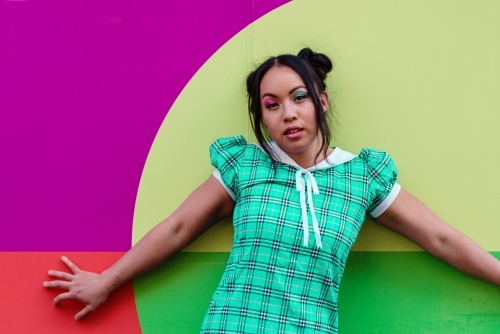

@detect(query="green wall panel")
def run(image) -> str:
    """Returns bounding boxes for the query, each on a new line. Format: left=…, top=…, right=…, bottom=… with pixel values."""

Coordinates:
left=340, top=252, right=500, bottom=333
left=134, top=252, right=230, bottom=333
left=134, top=252, right=500, bottom=333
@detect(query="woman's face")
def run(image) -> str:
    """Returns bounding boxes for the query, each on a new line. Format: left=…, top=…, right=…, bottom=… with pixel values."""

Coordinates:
left=260, top=66, right=328, bottom=165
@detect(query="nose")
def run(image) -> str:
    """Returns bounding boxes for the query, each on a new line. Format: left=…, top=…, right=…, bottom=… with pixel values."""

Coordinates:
left=282, top=101, right=298, bottom=122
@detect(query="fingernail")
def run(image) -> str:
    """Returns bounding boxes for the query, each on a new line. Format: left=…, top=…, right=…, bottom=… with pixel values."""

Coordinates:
left=43, top=282, right=47, bottom=287
left=48, top=270, right=52, bottom=275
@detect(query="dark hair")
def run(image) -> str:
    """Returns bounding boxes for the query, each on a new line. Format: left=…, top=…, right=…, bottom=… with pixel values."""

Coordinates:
left=246, top=47, right=334, bottom=162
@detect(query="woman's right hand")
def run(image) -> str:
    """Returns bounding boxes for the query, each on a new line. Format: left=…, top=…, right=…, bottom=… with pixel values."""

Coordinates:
left=43, top=175, right=235, bottom=320
left=44, top=256, right=111, bottom=320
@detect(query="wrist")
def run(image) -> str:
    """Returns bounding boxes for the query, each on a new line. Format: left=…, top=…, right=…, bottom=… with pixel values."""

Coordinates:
left=99, top=268, right=122, bottom=294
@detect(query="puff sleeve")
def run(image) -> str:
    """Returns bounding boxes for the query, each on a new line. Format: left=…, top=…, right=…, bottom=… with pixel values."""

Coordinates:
left=359, top=148, right=401, bottom=218
left=209, top=136, right=247, bottom=201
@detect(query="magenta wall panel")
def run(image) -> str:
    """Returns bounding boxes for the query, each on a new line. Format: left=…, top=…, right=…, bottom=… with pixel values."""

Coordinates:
left=0, top=0, right=289, bottom=251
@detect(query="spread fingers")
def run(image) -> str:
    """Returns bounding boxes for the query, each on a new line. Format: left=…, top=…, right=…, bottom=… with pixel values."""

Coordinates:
left=48, top=270, right=74, bottom=281
left=43, top=280, right=71, bottom=290
left=61, top=256, right=81, bottom=274
left=53, top=292, right=73, bottom=305
left=75, top=305, right=94, bottom=320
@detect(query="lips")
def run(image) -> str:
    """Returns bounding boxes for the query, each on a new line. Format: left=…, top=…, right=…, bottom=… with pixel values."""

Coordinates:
left=284, top=126, right=303, bottom=135
left=284, top=126, right=304, bottom=139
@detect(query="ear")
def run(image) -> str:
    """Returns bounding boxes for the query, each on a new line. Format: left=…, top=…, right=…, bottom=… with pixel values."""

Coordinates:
left=320, top=91, right=329, bottom=112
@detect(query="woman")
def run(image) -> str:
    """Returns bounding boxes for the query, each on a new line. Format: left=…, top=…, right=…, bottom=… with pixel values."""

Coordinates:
left=44, top=48, right=500, bottom=333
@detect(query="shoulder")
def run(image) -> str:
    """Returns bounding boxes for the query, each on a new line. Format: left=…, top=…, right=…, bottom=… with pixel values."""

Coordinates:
left=210, top=135, right=249, bottom=152
left=354, top=148, right=400, bottom=215
left=209, top=136, right=252, bottom=159
left=332, top=148, right=398, bottom=186
left=355, top=148, right=398, bottom=173
left=358, top=148, right=392, bottom=163
left=327, top=147, right=395, bottom=169
left=210, top=136, right=261, bottom=171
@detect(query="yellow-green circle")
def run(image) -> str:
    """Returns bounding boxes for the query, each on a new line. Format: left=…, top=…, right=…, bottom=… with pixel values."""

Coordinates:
left=133, top=0, right=500, bottom=252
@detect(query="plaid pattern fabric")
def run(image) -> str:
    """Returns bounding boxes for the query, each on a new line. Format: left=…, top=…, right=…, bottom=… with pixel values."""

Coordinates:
left=201, top=136, right=398, bottom=333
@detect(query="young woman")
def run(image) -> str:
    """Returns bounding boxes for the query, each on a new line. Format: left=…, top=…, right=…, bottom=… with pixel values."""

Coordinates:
left=44, top=48, right=500, bottom=333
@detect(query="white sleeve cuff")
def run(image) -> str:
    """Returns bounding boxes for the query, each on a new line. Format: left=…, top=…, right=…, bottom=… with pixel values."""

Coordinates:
left=369, top=183, right=401, bottom=218
left=212, top=170, right=236, bottom=201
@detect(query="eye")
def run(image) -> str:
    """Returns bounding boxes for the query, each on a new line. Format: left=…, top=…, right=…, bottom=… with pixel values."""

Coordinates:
left=266, top=102, right=279, bottom=109
left=263, top=99, right=279, bottom=110
left=294, top=91, right=308, bottom=102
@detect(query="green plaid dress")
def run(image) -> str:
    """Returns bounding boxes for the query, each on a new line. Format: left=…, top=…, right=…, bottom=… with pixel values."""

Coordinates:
left=201, top=136, right=399, bottom=333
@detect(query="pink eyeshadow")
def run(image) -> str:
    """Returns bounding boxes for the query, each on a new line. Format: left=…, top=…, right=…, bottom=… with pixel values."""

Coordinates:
left=263, top=98, right=276, bottom=107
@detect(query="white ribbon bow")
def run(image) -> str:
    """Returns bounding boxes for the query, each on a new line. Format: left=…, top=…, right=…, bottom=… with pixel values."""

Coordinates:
left=295, top=169, right=322, bottom=248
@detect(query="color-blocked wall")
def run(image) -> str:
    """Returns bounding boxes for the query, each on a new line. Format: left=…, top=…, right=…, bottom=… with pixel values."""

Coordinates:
left=2, top=1, right=500, bottom=332
left=0, top=1, right=286, bottom=332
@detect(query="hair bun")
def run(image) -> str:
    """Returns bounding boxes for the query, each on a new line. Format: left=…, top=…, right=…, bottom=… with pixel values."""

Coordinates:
left=297, top=48, right=333, bottom=83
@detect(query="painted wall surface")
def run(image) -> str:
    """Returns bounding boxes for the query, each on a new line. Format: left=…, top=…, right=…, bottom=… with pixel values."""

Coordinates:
left=2, top=0, right=500, bottom=333
left=0, top=0, right=287, bottom=332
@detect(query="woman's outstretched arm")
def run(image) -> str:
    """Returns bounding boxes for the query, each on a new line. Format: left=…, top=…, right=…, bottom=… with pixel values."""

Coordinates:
left=43, top=175, right=235, bottom=320
left=375, top=187, right=500, bottom=285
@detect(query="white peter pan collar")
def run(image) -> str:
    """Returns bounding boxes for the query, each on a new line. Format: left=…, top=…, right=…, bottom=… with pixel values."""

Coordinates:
left=263, top=141, right=357, bottom=170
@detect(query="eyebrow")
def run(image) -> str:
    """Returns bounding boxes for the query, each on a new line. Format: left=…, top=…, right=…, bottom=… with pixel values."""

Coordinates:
left=261, top=85, right=306, bottom=100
